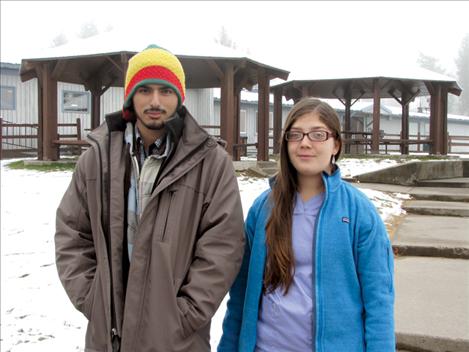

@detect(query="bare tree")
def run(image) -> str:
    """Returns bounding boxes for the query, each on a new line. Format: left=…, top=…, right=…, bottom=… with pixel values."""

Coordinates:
left=455, top=33, right=469, bottom=116
left=417, top=52, right=458, bottom=114
left=215, top=26, right=237, bottom=49
left=417, top=52, right=446, bottom=74
left=77, top=21, right=99, bottom=39
left=51, top=32, right=68, bottom=47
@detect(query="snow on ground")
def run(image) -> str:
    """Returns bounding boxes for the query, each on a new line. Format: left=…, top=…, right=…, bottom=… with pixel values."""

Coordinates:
left=1, top=158, right=406, bottom=351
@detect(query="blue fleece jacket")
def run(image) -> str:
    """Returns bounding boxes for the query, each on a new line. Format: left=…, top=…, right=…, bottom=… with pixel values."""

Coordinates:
left=218, top=168, right=395, bottom=352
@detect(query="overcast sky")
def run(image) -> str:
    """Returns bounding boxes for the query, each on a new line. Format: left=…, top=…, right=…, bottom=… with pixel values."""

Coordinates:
left=1, top=1, right=469, bottom=77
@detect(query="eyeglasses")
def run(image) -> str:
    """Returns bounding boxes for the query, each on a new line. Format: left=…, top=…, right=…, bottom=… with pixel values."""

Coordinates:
left=285, top=130, right=336, bottom=142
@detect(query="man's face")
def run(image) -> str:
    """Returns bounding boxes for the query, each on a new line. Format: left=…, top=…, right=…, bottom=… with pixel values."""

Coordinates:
left=132, top=84, right=179, bottom=134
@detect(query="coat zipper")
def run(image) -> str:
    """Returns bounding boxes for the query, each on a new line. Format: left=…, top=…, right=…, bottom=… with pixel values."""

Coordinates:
left=88, top=133, right=120, bottom=351
left=311, top=175, right=329, bottom=352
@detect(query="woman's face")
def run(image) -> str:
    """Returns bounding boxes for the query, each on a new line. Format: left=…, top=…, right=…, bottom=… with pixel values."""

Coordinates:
left=286, top=112, right=340, bottom=179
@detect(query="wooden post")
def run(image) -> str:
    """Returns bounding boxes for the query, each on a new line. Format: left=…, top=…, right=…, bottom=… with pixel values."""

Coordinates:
left=371, top=78, right=381, bottom=154
left=76, top=118, right=82, bottom=155
left=441, top=87, right=448, bottom=155
left=233, top=89, right=241, bottom=161
left=344, top=89, right=352, bottom=155
left=91, top=90, right=101, bottom=130
left=433, top=85, right=443, bottom=155
left=257, top=68, right=270, bottom=161
left=401, top=92, right=410, bottom=155
left=417, top=131, right=421, bottom=152
left=0, top=118, right=3, bottom=160
left=41, top=63, right=59, bottom=161
left=220, top=63, right=235, bottom=156
left=273, top=89, right=283, bottom=154
left=426, top=82, right=437, bottom=155
left=36, top=75, right=44, bottom=160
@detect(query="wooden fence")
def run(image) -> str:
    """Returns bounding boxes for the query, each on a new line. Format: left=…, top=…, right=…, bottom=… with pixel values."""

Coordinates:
left=0, top=118, right=87, bottom=159
left=2, top=120, right=468, bottom=158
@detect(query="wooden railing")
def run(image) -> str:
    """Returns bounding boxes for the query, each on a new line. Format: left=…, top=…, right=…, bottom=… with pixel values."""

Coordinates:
left=0, top=118, right=88, bottom=158
left=448, top=135, right=469, bottom=154
left=341, top=131, right=434, bottom=154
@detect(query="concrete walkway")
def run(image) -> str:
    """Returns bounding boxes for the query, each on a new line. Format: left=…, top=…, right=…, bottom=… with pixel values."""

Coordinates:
left=356, top=178, right=469, bottom=352
left=392, top=215, right=469, bottom=258
left=395, top=257, right=469, bottom=352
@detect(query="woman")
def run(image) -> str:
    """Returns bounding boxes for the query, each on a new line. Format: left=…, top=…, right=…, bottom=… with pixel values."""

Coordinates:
left=218, top=98, right=395, bottom=352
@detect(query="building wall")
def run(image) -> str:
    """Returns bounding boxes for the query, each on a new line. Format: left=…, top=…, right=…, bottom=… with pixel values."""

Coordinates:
left=1, top=65, right=215, bottom=151
left=214, top=99, right=292, bottom=154
left=2, top=64, right=468, bottom=155
left=1, top=66, right=39, bottom=150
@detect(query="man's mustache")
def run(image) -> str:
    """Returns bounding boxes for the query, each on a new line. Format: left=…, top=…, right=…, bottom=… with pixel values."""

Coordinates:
left=144, top=107, right=166, bottom=114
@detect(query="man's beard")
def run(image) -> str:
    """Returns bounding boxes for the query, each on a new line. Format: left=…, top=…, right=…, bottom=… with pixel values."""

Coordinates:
left=139, top=118, right=166, bottom=130
left=139, top=107, right=168, bottom=130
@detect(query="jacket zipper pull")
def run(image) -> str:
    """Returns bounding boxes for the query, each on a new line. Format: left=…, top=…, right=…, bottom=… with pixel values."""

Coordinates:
left=111, top=328, right=120, bottom=352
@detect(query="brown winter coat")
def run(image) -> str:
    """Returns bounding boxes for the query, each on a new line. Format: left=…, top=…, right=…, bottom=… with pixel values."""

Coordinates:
left=55, top=108, right=245, bottom=352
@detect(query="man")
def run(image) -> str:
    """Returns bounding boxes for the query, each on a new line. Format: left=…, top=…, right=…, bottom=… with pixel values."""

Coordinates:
left=55, top=45, right=245, bottom=352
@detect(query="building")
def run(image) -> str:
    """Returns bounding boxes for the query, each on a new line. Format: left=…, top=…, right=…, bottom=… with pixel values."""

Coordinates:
left=2, top=62, right=468, bottom=157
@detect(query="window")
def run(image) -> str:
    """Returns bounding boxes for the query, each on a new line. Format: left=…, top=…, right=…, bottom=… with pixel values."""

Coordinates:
left=269, top=111, right=273, bottom=136
left=62, top=90, right=90, bottom=113
left=0, top=86, right=16, bottom=110
left=254, top=111, right=274, bottom=135
left=240, top=110, right=247, bottom=134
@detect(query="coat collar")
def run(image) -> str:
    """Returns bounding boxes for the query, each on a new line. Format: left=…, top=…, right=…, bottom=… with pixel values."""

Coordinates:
left=268, top=167, right=342, bottom=193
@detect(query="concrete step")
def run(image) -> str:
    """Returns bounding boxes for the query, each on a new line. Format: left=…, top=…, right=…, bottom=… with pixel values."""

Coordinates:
left=403, top=200, right=469, bottom=217
left=395, top=257, right=469, bottom=352
left=411, top=192, right=469, bottom=203
left=256, top=161, right=277, bottom=168
left=355, top=183, right=469, bottom=203
left=416, top=178, right=469, bottom=188
left=392, top=215, right=469, bottom=259
left=247, top=161, right=279, bottom=177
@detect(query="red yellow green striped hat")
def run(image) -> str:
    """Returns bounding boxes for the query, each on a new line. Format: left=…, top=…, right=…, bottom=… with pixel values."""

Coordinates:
left=123, top=44, right=186, bottom=120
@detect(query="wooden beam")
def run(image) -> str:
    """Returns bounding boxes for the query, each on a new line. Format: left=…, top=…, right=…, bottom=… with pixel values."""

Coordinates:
left=344, top=86, right=352, bottom=154
left=389, top=88, right=402, bottom=105
left=234, top=71, right=251, bottom=92
left=403, top=89, right=421, bottom=106
left=233, top=89, right=241, bottom=161
left=37, top=79, right=44, bottom=160
left=333, top=87, right=346, bottom=106
left=371, top=78, right=381, bottom=154
left=257, top=68, right=270, bottom=161
left=351, top=90, right=365, bottom=106
left=273, top=89, right=283, bottom=154
left=220, top=63, right=235, bottom=157
left=51, top=60, right=67, bottom=80
left=40, top=63, right=59, bottom=161
left=401, top=91, right=410, bottom=155
left=105, top=55, right=125, bottom=73
left=91, top=92, right=101, bottom=130
left=432, top=84, right=443, bottom=154
left=441, top=86, right=448, bottom=155
left=207, top=59, right=224, bottom=81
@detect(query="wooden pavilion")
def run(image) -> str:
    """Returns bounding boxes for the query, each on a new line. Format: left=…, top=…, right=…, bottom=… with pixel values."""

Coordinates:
left=20, top=52, right=289, bottom=161
left=271, top=75, right=462, bottom=155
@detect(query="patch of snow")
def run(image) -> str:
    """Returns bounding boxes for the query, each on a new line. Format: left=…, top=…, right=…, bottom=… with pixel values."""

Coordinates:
left=0, top=158, right=405, bottom=351
left=337, top=158, right=400, bottom=178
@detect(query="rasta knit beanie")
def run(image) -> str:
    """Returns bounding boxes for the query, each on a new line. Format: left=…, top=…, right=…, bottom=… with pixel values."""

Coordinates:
left=123, top=44, right=186, bottom=120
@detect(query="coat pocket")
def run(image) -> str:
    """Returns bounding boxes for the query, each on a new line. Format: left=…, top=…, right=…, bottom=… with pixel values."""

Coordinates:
left=154, top=189, right=176, bottom=242
left=82, top=268, right=100, bottom=320
left=385, top=242, right=394, bottom=293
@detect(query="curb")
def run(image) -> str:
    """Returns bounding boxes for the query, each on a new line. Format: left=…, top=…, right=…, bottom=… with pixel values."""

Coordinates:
left=403, top=206, right=469, bottom=217
left=393, top=244, right=469, bottom=259
left=396, top=332, right=469, bottom=352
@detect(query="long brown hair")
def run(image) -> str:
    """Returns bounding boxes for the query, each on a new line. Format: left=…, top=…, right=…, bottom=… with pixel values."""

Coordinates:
left=264, top=97, right=342, bottom=294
